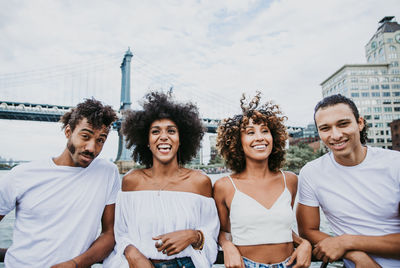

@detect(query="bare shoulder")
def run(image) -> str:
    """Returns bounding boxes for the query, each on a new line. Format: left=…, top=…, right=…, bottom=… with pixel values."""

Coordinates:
left=213, top=175, right=232, bottom=192
left=121, top=169, right=146, bottom=191
left=186, top=169, right=213, bottom=197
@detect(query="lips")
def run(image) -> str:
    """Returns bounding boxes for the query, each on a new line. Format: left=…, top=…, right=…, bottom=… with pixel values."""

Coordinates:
left=330, top=140, right=348, bottom=150
left=80, top=152, right=94, bottom=162
left=252, top=144, right=267, bottom=150
left=157, top=144, right=172, bottom=153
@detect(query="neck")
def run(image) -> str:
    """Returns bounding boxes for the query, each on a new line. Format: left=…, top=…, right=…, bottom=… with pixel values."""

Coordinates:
left=334, top=144, right=367, bottom=166
left=150, top=159, right=180, bottom=180
left=53, top=148, right=75, bottom=167
left=240, top=158, right=274, bottom=180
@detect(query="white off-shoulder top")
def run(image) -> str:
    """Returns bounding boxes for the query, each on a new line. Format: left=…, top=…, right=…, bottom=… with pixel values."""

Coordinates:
left=103, top=190, right=220, bottom=268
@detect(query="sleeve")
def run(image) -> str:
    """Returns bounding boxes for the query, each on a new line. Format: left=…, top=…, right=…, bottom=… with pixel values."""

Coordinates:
left=297, top=165, right=320, bottom=207
left=113, top=192, right=134, bottom=258
left=106, top=165, right=121, bottom=205
left=191, top=198, right=220, bottom=267
left=0, top=169, right=18, bottom=215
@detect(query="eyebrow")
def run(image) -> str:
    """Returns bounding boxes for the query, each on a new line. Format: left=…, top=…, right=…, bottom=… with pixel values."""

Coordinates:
left=150, top=125, right=177, bottom=129
left=80, top=128, right=108, bottom=138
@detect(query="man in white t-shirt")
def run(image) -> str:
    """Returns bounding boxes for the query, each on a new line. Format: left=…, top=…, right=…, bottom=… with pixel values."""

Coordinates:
left=0, top=98, right=121, bottom=268
left=296, top=94, right=400, bottom=268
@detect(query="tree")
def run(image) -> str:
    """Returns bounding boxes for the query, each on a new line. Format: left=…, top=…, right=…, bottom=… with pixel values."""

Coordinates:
left=284, top=143, right=325, bottom=174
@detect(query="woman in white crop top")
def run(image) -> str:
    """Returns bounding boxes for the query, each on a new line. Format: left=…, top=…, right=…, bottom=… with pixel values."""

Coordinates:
left=103, top=92, right=219, bottom=268
left=213, top=92, right=311, bottom=268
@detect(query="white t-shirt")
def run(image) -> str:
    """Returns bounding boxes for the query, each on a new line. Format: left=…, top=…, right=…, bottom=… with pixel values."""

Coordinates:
left=298, top=146, right=400, bottom=268
left=0, top=157, right=121, bottom=268
left=103, top=190, right=220, bottom=268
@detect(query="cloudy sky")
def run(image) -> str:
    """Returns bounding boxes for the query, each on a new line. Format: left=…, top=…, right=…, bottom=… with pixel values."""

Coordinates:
left=0, top=0, right=399, bottom=161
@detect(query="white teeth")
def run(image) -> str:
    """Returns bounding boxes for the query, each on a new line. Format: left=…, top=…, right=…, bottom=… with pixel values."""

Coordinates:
left=253, top=145, right=266, bottom=150
left=158, top=144, right=171, bottom=149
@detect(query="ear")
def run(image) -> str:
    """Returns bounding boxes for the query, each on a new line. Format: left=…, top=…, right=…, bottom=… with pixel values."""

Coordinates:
left=358, top=117, right=365, bottom=131
left=65, top=125, right=72, bottom=138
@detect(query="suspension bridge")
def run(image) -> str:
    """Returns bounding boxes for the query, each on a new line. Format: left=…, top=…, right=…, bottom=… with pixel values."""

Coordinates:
left=0, top=49, right=222, bottom=162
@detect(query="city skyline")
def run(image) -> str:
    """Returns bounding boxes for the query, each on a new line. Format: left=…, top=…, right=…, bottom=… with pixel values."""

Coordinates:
left=1, top=0, right=400, bottom=161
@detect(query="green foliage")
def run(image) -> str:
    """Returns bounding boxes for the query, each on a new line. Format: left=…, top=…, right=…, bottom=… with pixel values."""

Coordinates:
left=284, top=143, right=325, bottom=174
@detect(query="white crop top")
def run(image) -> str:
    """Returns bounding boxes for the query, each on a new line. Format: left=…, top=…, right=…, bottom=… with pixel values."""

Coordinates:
left=228, top=170, right=294, bottom=246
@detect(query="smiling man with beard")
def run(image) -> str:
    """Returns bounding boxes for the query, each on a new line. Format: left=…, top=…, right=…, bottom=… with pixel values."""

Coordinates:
left=0, top=98, right=120, bottom=268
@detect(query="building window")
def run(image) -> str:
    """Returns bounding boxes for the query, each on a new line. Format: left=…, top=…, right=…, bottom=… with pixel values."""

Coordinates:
left=364, top=115, right=371, bottom=120
left=367, top=138, right=374, bottom=143
left=371, top=92, right=380, bottom=97
left=393, top=92, right=400, bottom=96
left=383, top=92, right=391, bottom=97
left=392, top=69, right=400, bottom=74
left=377, top=138, right=385, bottom=143
left=384, top=107, right=392, bottom=112
left=362, top=92, right=369, bottom=97
left=392, top=84, right=400, bottom=89
left=394, top=99, right=400, bottom=104
left=351, top=93, right=359, bottom=97
left=391, top=61, right=399, bottom=67
left=374, top=107, right=382, bottom=113
left=371, top=85, right=380, bottom=90
left=381, top=84, right=390, bottom=89
left=383, top=99, right=391, bottom=104
left=395, top=107, right=400, bottom=112
left=374, top=115, right=381, bottom=120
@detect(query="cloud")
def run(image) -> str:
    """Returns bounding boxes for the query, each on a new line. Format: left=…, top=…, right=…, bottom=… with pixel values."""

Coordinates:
left=0, top=0, right=399, bottom=160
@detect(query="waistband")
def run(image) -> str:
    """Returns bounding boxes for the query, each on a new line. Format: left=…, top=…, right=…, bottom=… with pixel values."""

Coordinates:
left=243, top=256, right=292, bottom=268
left=150, top=256, right=192, bottom=265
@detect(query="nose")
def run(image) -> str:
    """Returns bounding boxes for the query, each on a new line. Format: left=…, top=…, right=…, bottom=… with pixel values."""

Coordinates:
left=85, top=139, right=96, bottom=152
left=159, top=130, right=169, bottom=141
left=331, top=127, right=343, bottom=140
left=254, top=130, right=264, bottom=140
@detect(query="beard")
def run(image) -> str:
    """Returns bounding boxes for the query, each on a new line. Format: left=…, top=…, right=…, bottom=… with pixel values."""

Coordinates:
left=67, top=139, right=76, bottom=154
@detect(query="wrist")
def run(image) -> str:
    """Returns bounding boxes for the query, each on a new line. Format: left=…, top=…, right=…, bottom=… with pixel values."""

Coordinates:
left=192, top=230, right=204, bottom=250
left=70, top=258, right=78, bottom=268
left=340, top=234, right=354, bottom=251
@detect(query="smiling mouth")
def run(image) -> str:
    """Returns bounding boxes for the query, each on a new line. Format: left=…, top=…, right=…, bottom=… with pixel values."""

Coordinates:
left=252, top=144, right=267, bottom=150
left=330, top=140, right=348, bottom=149
left=157, top=144, right=172, bottom=153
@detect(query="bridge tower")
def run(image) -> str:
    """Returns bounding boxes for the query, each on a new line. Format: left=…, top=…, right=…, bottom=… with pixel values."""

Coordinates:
left=115, top=48, right=133, bottom=162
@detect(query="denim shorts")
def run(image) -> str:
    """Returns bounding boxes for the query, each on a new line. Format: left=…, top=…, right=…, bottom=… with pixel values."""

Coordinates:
left=243, top=256, right=293, bottom=268
left=151, top=257, right=195, bottom=268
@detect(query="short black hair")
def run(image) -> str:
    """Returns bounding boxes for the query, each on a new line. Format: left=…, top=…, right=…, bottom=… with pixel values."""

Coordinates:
left=314, top=94, right=368, bottom=144
left=60, top=98, right=117, bottom=132
left=122, top=91, right=205, bottom=167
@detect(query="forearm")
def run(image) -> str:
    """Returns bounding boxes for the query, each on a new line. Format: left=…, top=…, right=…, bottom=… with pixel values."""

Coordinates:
left=341, top=233, right=400, bottom=259
left=73, top=231, right=115, bottom=267
left=218, top=231, right=234, bottom=248
left=292, top=231, right=310, bottom=247
left=299, top=228, right=331, bottom=246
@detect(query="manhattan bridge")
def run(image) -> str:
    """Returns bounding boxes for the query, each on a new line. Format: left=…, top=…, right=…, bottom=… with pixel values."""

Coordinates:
left=0, top=49, right=227, bottom=163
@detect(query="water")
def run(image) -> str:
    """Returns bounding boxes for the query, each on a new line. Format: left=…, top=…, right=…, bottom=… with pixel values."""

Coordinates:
left=0, top=170, right=339, bottom=267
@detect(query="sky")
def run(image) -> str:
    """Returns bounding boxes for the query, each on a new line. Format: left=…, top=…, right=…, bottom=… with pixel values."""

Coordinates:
left=1, top=0, right=400, bottom=161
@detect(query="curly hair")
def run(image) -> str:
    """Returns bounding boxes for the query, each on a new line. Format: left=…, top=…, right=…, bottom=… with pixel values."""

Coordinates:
left=314, top=94, right=368, bottom=144
left=122, top=91, right=205, bottom=167
left=216, top=92, right=287, bottom=173
left=60, top=98, right=117, bottom=131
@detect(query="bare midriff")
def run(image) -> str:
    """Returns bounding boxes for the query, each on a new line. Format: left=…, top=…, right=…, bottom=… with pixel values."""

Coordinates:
left=237, top=242, right=294, bottom=264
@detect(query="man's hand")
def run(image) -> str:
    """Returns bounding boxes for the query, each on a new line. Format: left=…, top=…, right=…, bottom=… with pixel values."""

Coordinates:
left=50, top=259, right=77, bottom=268
left=313, top=236, right=346, bottom=263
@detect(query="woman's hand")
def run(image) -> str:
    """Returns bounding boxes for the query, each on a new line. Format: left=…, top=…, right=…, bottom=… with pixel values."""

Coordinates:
left=153, top=229, right=198, bottom=256
left=124, top=245, right=154, bottom=268
left=221, top=241, right=245, bottom=268
left=287, top=239, right=312, bottom=268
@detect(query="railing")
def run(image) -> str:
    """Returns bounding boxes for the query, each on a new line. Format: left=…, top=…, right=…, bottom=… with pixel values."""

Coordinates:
left=0, top=248, right=332, bottom=267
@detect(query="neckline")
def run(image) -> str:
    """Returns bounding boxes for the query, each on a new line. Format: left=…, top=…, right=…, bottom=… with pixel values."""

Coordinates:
left=233, top=187, right=289, bottom=211
left=119, top=190, right=213, bottom=199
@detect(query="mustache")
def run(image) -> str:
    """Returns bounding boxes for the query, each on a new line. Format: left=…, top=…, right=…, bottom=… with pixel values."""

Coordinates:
left=80, top=151, right=95, bottom=159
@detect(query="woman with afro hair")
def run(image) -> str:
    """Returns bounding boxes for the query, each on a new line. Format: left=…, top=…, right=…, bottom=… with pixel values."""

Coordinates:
left=103, top=91, right=219, bottom=268
left=213, top=92, right=311, bottom=268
